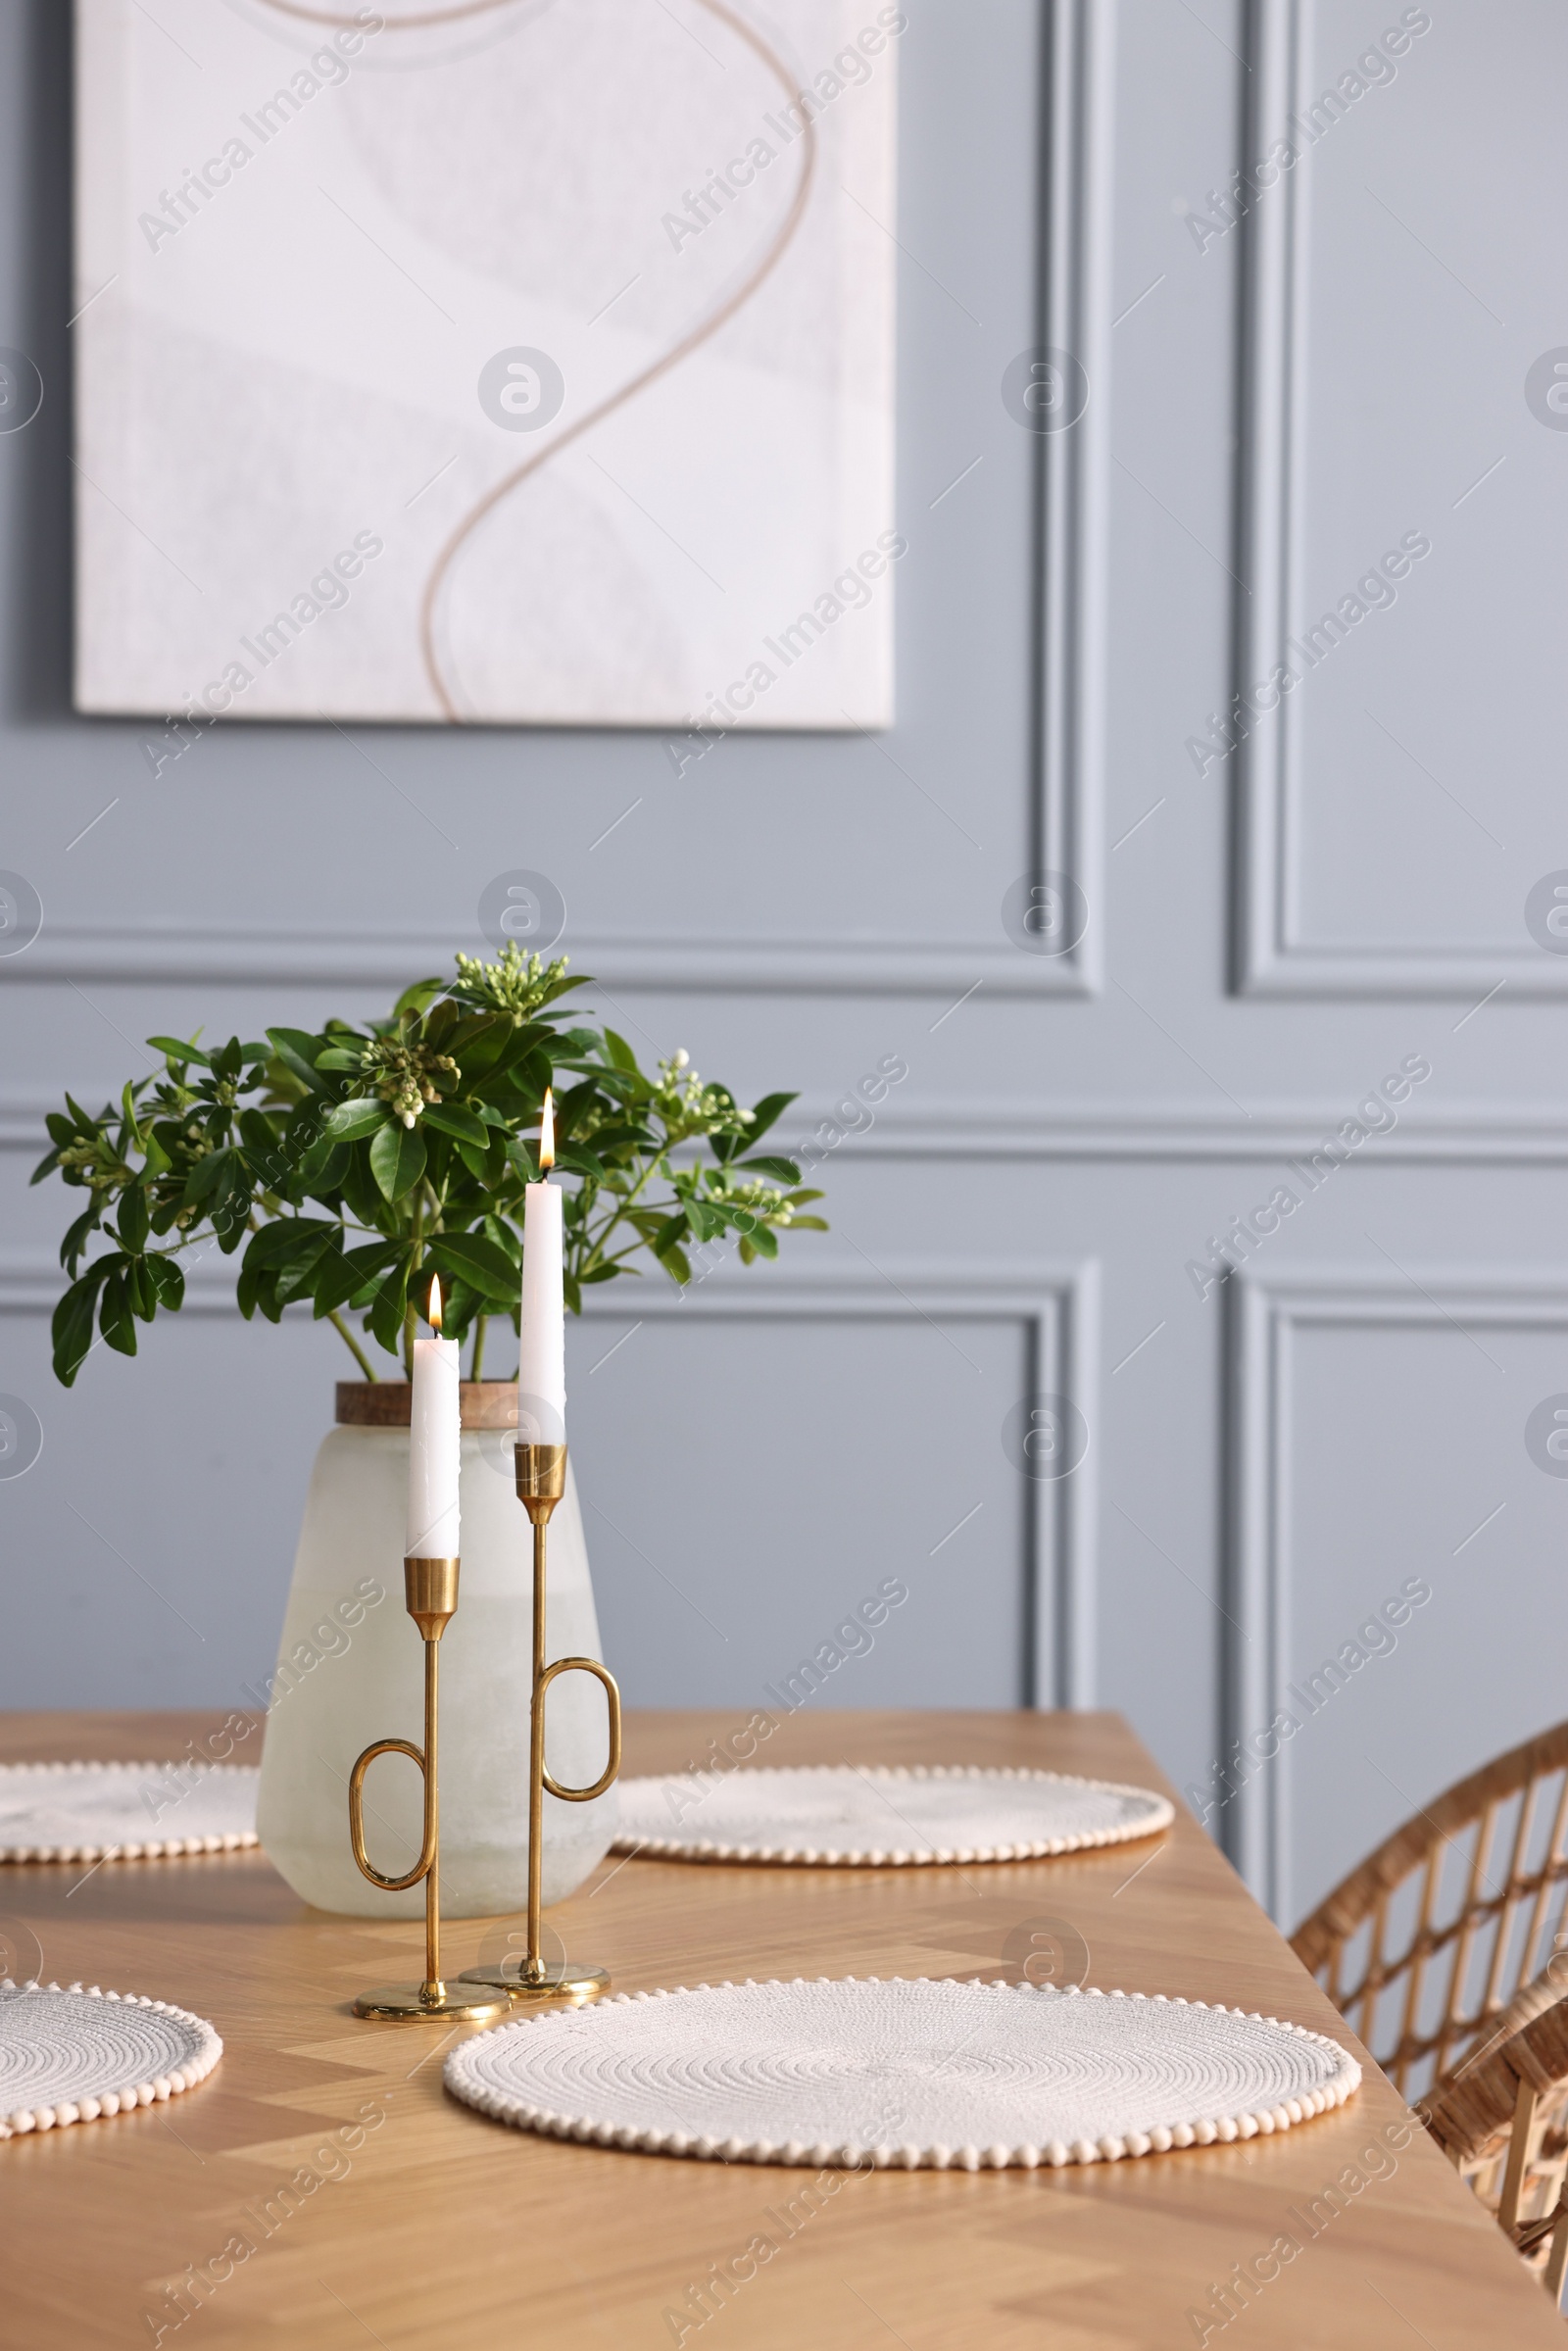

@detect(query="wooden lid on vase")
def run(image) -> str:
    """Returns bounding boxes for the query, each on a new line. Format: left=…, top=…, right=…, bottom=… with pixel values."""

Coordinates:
left=335, top=1381, right=518, bottom=1430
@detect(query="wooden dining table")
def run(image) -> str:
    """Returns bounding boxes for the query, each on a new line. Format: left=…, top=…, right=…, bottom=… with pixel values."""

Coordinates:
left=3, top=1704, right=1560, bottom=2349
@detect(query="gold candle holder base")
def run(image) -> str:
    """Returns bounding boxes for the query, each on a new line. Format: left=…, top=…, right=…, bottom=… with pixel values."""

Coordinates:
left=457, top=1958, right=611, bottom=2004
left=349, top=1556, right=502, bottom=2024
left=353, top=1981, right=513, bottom=2024
left=468, top=1440, right=620, bottom=2005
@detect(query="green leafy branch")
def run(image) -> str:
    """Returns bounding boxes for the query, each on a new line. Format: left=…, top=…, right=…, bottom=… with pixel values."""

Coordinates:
left=34, top=947, right=826, bottom=1389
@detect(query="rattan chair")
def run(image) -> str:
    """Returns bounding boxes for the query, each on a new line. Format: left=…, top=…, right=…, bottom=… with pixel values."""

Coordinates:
left=1422, top=1967, right=1568, bottom=2303
left=1291, top=1719, right=1568, bottom=2100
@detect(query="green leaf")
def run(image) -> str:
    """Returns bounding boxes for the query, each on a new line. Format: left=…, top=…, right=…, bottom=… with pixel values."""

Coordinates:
left=369, top=1121, right=427, bottom=1203
left=445, top=1012, right=512, bottom=1077
left=313, top=1241, right=402, bottom=1318
left=393, top=976, right=444, bottom=1020
left=243, top=1218, right=337, bottom=1271
left=581, top=1262, right=620, bottom=1285
left=99, top=1271, right=138, bottom=1356
left=147, top=1034, right=211, bottom=1067
left=147, top=1257, right=185, bottom=1309
left=366, top=1265, right=409, bottom=1358
left=425, top=1231, right=520, bottom=1305
left=267, top=1028, right=333, bottom=1097
left=453, top=1136, right=497, bottom=1183
left=45, top=1112, right=76, bottom=1147
left=421, top=1102, right=489, bottom=1147
left=117, top=1186, right=150, bottom=1254
left=181, top=1146, right=234, bottom=1207
left=554, top=1143, right=607, bottom=1181
left=738, top=1156, right=802, bottom=1184
left=52, top=1261, right=114, bottom=1386
left=657, top=1243, right=692, bottom=1286
left=601, top=1028, right=639, bottom=1074
left=295, top=1140, right=350, bottom=1197
left=651, top=1212, right=688, bottom=1257
left=745, top=1091, right=797, bottom=1146
left=123, top=1257, right=157, bottom=1320
left=314, top=1047, right=366, bottom=1073
left=481, top=1213, right=522, bottom=1267
left=784, top=1214, right=829, bottom=1230
left=274, top=1232, right=341, bottom=1303
left=563, top=1268, right=582, bottom=1316
left=324, top=1096, right=388, bottom=1141
left=60, top=1205, right=101, bottom=1273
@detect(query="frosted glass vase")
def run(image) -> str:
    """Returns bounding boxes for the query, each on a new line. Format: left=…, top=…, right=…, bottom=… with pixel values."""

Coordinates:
left=256, top=1383, right=617, bottom=1918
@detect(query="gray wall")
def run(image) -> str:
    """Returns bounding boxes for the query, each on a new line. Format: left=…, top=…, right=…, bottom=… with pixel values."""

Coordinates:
left=3, top=0, right=1566, bottom=1930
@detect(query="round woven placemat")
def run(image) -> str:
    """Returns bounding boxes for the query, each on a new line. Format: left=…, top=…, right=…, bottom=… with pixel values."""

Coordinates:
left=0, top=1762, right=259, bottom=1863
left=444, top=1976, right=1359, bottom=2168
left=612, top=1764, right=1174, bottom=1866
left=0, top=1981, right=222, bottom=2138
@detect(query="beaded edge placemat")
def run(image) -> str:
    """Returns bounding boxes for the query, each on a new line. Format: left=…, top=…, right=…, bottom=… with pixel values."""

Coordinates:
left=612, top=1763, right=1176, bottom=1865
left=0, top=1981, right=223, bottom=2139
left=0, top=1762, right=259, bottom=1863
left=445, top=1976, right=1360, bottom=2169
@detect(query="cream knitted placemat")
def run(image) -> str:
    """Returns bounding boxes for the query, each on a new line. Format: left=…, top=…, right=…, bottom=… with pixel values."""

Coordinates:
left=0, top=1762, right=259, bottom=1862
left=612, top=1764, right=1174, bottom=1866
left=445, top=1976, right=1359, bottom=2168
left=0, top=1981, right=222, bottom=2138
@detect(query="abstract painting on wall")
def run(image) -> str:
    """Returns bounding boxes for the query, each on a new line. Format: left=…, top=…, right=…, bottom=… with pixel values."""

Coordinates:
left=74, top=0, right=900, bottom=728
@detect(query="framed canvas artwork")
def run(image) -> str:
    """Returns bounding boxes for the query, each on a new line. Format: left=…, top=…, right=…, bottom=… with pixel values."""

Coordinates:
left=73, top=0, right=901, bottom=727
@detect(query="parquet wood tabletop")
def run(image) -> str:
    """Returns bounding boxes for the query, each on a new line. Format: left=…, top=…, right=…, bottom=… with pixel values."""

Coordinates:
left=1, top=1706, right=1558, bottom=2349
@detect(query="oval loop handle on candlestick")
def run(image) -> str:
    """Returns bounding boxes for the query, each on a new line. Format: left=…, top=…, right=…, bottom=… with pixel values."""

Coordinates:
left=349, top=1738, right=434, bottom=1891
left=538, top=1658, right=622, bottom=1804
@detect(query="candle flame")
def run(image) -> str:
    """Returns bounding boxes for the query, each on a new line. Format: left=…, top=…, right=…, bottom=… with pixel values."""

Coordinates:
left=428, top=1275, right=443, bottom=1333
left=539, top=1087, right=555, bottom=1173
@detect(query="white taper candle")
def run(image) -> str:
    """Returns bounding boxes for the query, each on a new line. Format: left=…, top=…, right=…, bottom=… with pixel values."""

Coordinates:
left=517, top=1088, right=566, bottom=1445
left=408, top=1277, right=461, bottom=1556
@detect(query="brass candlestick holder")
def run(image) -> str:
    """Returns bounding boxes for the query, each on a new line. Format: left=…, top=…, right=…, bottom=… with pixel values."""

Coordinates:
left=348, top=1555, right=512, bottom=2024
left=461, top=1442, right=622, bottom=2004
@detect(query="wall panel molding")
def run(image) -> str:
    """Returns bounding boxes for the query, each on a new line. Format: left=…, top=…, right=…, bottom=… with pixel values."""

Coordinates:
left=14, top=1089, right=1568, bottom=1164
left=0, top=1253, right=1099, bottom=1712
left=1225, top=1267, right=1568, bottom=1921
left=1, top=924, right=1079, bottom=1001
left=1232, top=1, right=1563, bottom=999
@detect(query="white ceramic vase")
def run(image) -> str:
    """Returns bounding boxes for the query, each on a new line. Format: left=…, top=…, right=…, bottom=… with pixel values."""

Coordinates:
left=256, top=1383, right=618, bottom=1918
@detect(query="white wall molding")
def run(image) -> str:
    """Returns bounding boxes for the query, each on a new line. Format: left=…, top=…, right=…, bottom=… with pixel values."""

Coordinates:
left=0, top=924, right=1086, bottom=1001
left=0, top=1253, right=1100, bottom=1713
left=1032, top=0, right=1112, bottom=995
left=1225, top=1267, right=1568, bottom=1921
left=16, top=1089, right=1568, bottom=1165
left=1232, top=1, right=1564, bottom=999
